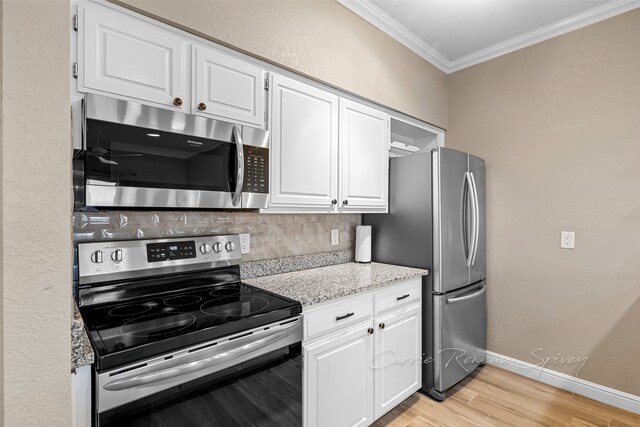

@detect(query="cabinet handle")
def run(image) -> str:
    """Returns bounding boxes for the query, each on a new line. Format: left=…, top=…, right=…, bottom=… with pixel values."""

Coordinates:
left=368, top=327, right=374, bottom=335
left=343, top=200, right=349, bottom=206
left=336, top=312, right=354, bottom=321
left=397, top=294, right=410, bottom=301
left=197, top=102, right=207, bottom=111
left=331, top=199, right=338, bottom=206
left=379, top=322, right=385, bottom=330
left=173, top=97, right=183, bottom=107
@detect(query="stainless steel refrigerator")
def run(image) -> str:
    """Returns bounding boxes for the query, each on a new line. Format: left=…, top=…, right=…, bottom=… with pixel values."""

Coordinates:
left=364, top=147, right=486, bottom=400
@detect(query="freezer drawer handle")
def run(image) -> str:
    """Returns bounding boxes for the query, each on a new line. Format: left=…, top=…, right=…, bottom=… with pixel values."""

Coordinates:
left=446, top=286, right=486, bottom=304
left=397, top=294, right=410, bottom=301
left=336, top=312, right=355, bottom=321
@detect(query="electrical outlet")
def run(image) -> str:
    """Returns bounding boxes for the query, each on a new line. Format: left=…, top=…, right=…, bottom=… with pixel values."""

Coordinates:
left=331, top=229, right=339, bottom=246
left=239, top=233, right=250, bottom=254
left=560, top=231, right=575, bottom=249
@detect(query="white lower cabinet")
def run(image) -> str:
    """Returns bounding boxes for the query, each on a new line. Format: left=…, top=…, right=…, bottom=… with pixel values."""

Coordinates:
left=304, top=322, right=374, bottom=427
left=72, top=365, right=92, bottom=427
left=373, top=303, right=422, bottom=419
left=303, top=279, right=422, bottom=427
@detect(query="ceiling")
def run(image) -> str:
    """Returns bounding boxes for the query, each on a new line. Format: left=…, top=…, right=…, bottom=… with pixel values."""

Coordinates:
left=339, top=0, right=640, bottom=73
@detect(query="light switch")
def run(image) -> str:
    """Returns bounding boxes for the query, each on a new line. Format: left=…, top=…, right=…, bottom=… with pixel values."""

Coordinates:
left=560, top=231, right=575, bottom=249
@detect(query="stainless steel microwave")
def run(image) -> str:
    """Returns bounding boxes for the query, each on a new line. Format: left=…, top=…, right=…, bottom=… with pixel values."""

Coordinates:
left=73, top=94, right=269, bottom=210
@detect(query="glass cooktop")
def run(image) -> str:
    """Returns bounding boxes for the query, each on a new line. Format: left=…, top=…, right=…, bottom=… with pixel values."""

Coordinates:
left=81, top=282, right=301, bottom=371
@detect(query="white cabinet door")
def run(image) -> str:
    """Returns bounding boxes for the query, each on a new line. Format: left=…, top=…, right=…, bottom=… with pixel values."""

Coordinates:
left=269, top=74, right=339, bottom=209
left=339, top=99, right=389, bottom=211
left=193, top=46, right=265, bottom=127
left=304, top=324, right=374, bottom=427
left=373, top=303, right=422, bottom=419
left=71, top=366, right=92, bottom=427
left=79, top=3, right=189, bottom=110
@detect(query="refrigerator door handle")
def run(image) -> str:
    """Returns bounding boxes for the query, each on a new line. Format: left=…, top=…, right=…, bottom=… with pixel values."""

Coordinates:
left=469, top=172, right=480, bottom=266
left=463, top=172, right=476, bottom=267
left=446, top=285, right=486, bottom=304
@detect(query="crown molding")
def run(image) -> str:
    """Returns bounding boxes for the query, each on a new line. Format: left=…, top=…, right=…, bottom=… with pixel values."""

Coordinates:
left=338, top=0, right=640, bottom=74
left=448, top=0, right=640, bottom=72
left=336, top=0, right=450, bottom=72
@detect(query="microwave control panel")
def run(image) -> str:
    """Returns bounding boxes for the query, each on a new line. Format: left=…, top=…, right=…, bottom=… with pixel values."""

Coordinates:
left=243, top=146, right=268, bottom=194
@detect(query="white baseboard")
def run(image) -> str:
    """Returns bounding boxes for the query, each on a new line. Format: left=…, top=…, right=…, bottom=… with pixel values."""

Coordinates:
left=485, top=351, right=640, bottom=414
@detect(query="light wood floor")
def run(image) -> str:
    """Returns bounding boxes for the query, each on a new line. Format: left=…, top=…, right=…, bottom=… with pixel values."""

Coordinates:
left=373, top=365, right=640, bottom=427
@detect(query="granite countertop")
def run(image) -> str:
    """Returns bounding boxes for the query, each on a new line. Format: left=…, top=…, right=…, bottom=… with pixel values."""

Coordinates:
left=72, top=302, right=94, bottom=371
left=244, top=262, right=428, bottom=307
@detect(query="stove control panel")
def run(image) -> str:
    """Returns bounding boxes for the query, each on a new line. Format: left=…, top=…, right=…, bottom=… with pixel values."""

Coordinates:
left=77, top=234, right=242, bottom=285
left=147, top=241, right=196, bottom=262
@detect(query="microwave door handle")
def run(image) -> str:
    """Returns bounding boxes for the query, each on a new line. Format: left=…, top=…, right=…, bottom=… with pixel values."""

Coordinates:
left=81, top=96, right=87, bottom=150
left=232, top=125, right=244, bottom=207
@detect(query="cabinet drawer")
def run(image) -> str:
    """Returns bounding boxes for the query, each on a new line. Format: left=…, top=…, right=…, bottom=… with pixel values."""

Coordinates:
left=375, top=279, right=421, bottom=315
left=305, top=295, right=373, bottom=341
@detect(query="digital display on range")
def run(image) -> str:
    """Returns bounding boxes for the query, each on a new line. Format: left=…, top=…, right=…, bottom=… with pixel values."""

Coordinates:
left=147, top=241, right=196, bottom=262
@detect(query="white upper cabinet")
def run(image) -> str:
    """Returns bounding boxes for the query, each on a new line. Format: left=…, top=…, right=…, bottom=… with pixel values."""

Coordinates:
left=269, top=74, right=339, bottom=209
left=193, top=46, right=266, bottom=127
left=78, top=3, right=189, bottom=110
left=339, top=99, right=389, bottom=211
left=267, top=74, right=389, bottom=213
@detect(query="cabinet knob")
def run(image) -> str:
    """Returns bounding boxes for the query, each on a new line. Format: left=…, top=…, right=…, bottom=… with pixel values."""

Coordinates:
left=379, top=322, right=385, bottom=330
left=343, top=200, right=349, bottom=206
left=173, top=97, right=183, bottom=107
left=331, top=199, right=338, bottom=206
left=367, top=327, right=374, bottom=335
left=198, top=102, right=207, bottom=111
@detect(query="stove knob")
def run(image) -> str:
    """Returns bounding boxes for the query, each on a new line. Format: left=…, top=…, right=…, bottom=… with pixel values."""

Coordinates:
left=212, top=242, right=223, bottom=253
left=199, top=243, right=212, bottom=254
left=111, top=249, right=123, bottom=263
left=90, top=250, right=103, bottom=264
left=225, top=241, right=236, bottom=252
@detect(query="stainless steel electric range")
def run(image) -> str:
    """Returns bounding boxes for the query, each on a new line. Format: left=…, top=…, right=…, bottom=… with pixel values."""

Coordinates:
left=76, top=234, right=302, bottom=427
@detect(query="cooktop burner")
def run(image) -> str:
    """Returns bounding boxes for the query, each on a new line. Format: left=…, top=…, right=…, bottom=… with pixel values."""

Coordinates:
left=81, top=280, right=301, bottom=370
left=209, top=285, right=242, bottom=297
left=164, top=294, right=202, bottom=307
left=108, top=303, right=152, bottom=317
left=121, top=312, right=196, bottom=338
left=201, top=295, right=270, bottom=317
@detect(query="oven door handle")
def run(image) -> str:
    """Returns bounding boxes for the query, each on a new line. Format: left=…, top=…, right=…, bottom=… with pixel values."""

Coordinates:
left=103, top=320, right=300, bottom=391
left=231, top=125, right=244, bottom=207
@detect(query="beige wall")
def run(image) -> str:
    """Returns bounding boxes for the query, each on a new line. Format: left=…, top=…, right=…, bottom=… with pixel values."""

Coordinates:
left=115, top=0, right=448, bottom=129
left=1, top=1, right=72, bottom=425
left=448, top=9, right=640, bottom=395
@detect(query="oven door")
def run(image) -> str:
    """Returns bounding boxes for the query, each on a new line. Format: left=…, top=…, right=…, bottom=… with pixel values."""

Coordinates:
left=96, top=317, right=302, bottom=427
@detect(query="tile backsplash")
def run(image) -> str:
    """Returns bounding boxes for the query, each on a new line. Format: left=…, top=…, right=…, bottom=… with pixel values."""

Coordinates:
left=73, top=211, right=361, bottom=261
